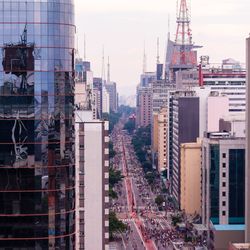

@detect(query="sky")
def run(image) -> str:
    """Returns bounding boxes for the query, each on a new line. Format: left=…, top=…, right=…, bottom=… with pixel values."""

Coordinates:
left=75, top=0, right=250, bottom=96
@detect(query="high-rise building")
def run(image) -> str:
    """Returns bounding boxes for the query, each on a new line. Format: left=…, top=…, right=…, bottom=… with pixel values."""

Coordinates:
left=246, top=36, right=250, bottom=243
left=105, top=82, right=118, bottom=112
left=193, top=87, right=230, bottom=135
left=157, top=108, right=168, bottom=173
left=151, top=80, right=169, bottom=169
left=102, top=86, right=110, bottom=114
left=140, top=72, right=156, bottom=87
left=136, top=85, right=152, bottom=128
left=75, top=111, right=109, bottom=250
left=0, top=1, right=75, bottom=249
left=93, top=77, right=103, bottom=119
left=180, top=140, right=202, bottom=215
left=176, top=59, right=246, bottom=116
left=202, top=133, right=245, bottom=248
left=171, top=91, right=200, bottom=204
left=152, top=80, right=168, bottom=113
left=75, top=58, right=93, bottom=110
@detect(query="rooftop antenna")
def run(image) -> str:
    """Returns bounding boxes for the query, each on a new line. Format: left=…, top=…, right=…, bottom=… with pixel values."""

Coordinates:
left=143, top=41, right=147, bottom=73
left=101, top=45, right=106, bottom=82
left=84, top=33, right=86, bottom=61
left=157, top=37, right=160, bottom=64
left=168, top=14, right=170, bottom=40
left=176, top=0, right=179, bottom=19
left=21, top=1, right=28, bottom=44
left=107, top=56, right=110, bottom=83
left=75, top=34, right=79, bottom=57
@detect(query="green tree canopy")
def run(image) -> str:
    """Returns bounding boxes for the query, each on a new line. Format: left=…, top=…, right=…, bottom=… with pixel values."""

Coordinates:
left=109, top=212, right=127, bottom=240
left=109, top=168, right=124, bottom=188
left=155, top=195, right=165, bottom=207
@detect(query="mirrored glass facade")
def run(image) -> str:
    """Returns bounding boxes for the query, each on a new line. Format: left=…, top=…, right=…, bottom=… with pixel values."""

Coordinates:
left=0, top=0, right=75, bottom=249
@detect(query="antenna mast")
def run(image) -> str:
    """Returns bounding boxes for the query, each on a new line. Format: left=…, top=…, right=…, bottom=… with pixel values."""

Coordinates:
left=157, top=37, right=160, bottom=64
left=101, top=46, right=106, bottom=82
left=107, top=57, right=110, bottom=83
left=84, top=34, right=86, bottom=61
left=143, top=41, right=147, bottom=73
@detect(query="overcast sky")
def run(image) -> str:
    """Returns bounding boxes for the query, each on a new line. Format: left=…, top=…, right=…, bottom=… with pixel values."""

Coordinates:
left=75, top=0, right=250, bottom=96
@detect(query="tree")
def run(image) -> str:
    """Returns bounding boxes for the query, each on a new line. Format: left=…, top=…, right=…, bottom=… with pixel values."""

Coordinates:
left=124, top=119, right=135, bottom=134
left=109, top=168, right=124, bottom=188
left=161, top=169, right=168, bottom=179
left=155, top=195, right=165, bottom=207
left=109, top=212, right=127, bottom=240
left=109, top=188, right=118, bottom=199
left=118, top=105, right=135, bottom=115
left=171, top=214, right=182, bottom=227
left=142, top=161, right=152, bottom=172
left=109, top=141, right=116, bottom=159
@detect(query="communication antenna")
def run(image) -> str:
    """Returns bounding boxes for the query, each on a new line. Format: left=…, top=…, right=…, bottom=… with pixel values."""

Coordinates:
left=176, top=0, right=179, bottom=19
left=157, top=37, right=160, bottom=64
left=107, top=56, right=110, bottom=83
left=143, top=41, right=147, bottom=73
left=101, top=45, right=106, bottom=82
left=84, top=33, right=86, bottom=61
left=168, top=14, right=170, bottom=40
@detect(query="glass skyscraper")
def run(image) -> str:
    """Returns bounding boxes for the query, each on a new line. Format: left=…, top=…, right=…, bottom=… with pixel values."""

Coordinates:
left=0, top=1, right=75, bottom=249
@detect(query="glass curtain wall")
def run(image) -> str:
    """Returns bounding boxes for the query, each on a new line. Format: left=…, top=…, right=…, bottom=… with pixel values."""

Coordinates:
left=0, top=0, right=75, bottom=249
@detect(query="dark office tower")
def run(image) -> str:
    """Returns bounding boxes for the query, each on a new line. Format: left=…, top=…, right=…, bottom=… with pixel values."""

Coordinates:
left=0, top=1, right=75, bottom=249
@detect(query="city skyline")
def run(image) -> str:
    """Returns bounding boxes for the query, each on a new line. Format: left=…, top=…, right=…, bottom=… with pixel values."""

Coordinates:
left=75, top=0, right=250, bottom=96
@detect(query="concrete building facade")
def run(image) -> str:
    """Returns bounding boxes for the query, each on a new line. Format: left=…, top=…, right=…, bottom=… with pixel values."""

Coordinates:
left=171, top=92, right=200, bottom=204
left=202, top=133, right=245, bottom=247
left=207, top=94, right=229, bottom=132
left=105, top=82, right=118, bottom=112
left=157, top=108, right=168, bottom=173
left=180, top=140, right=202, bottom=215
left=93, top=78, right=103, bottom=119
left=136, top=85, right=152, bottom=128
left=75, top=111, right=109, bottom=250
left=102, top=86, right=110, bottom=114
left=176, top=60, right=246, bottom=116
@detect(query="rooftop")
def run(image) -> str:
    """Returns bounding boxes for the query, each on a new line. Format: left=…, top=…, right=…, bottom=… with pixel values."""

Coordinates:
left=213, top=224, right=245, bottom=231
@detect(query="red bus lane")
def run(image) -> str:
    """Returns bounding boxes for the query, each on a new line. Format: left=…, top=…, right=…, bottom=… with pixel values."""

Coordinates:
left=121, top=138, right=157, bottom=250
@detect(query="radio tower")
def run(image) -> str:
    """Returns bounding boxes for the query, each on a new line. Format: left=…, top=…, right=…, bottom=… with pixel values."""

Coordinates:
left=166, top=0, right=202, bottom=81
left=175, top=0, right=192, bottom=64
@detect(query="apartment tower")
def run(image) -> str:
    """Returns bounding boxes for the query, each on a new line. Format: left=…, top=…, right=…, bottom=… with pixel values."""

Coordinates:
left=0, top=1, right=76, bottom=249
left=75, top=111, right=109, bottom=250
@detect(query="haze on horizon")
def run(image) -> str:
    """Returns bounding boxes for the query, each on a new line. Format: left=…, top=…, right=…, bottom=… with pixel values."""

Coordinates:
left=75, top=0, right=250, bottom=96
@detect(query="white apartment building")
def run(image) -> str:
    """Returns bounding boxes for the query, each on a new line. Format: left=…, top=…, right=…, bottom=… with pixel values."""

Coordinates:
left=75, top=110, right=109, bottom=250
left=102, top=86, right=110, bottom=114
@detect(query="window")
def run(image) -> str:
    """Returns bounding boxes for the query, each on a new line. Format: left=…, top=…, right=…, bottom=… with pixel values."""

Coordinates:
left=223, top=163, right=226, bottom=168
left=223, top=172, right=226, bottom=178
left=223, top=153, right=226, bottom=158
left=222, top=182, right=226, bottom=187
left=222, top=201, right=226, bottom=206
left=222, top=192, right=226, bottom=197
left=222, top=211, right=226, bottom=216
